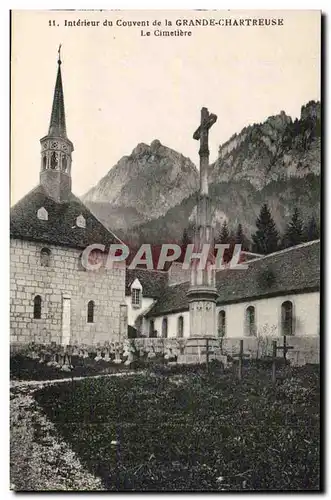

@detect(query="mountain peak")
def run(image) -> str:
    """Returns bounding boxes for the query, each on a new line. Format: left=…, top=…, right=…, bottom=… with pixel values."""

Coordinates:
left=150, top=139, right=162, bottom=151
left=83, top=140, right=198, bottom=223
left=131, top=143, right=149, bottom=156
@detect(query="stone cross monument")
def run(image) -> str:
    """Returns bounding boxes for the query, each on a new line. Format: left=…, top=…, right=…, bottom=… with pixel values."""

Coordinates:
left=186, top=107, right=219, bottom=339
left=177, top=108, right=221, bottom=364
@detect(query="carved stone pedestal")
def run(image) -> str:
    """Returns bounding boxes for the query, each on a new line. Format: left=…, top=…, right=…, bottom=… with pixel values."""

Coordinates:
left=176, top=337, right=227, bottom=367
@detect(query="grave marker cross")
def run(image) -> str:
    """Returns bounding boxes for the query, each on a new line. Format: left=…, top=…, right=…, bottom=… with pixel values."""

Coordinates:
left=276, top=335, right=294, bottom=360
left=233, top=339, right=250, bottom=380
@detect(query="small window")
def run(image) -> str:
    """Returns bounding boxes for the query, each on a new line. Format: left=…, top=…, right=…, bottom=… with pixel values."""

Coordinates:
left=87, top=300, right=95, bottom=323
left=149, top=320, right=156, bottom=338
left=162, top=317, right=168, bottom=338
left=218, top=310, right=226, bottom=337
left=76, top=214, right=86, bottom=228
left=131, top=288, right=141, bottom=307
left=33, top=295, right=42, bottom=319
left=40, top=247, right=51, bottom=267
left=42, top=155, right=47, bottom=171
left=281, top=301, right=294, bottom=336
left=177, top=316, right=184, bottom=338
left=37, top=207, right=48, bottom=221
left=245, top=306, right=256, bottom=336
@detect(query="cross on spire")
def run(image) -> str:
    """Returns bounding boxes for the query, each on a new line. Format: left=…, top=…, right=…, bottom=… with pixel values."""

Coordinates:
left=58, top=43, right=62, bottom=64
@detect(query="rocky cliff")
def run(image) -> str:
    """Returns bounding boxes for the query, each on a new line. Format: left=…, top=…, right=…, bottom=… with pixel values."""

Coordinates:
left=211, top=101, right=320, bottom=189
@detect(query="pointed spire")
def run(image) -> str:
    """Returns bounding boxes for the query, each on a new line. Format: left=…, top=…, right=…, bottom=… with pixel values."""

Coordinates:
left=48, top=44, right=67, bottom=138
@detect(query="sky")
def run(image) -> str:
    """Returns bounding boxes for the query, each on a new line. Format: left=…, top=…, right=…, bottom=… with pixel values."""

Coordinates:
left=11, top=9, right=321, bottom=205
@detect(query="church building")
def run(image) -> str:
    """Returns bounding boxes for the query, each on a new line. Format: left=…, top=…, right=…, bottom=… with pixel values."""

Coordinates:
left=10, top=53, right=127, bottom=346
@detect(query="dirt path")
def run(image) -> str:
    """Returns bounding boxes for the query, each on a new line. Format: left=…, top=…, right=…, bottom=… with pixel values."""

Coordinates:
left=10, top=372, right=139, bottom=491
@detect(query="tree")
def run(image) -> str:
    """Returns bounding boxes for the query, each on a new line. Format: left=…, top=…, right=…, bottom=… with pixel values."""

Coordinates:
left=219, top=220, right=230, bottom=244
left=235, top=223, right=249, bottom=251
left=304, top=215, right=320, bottom=242
left=283, top=207, right=304, bottom=248
left=252, top=203, right=279, bottom=254
left=181, top=227, right=191, bottom=248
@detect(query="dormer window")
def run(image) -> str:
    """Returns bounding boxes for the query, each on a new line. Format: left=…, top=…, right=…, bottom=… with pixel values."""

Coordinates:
left=76, top=214, right=86, bottom=228
left=132, top=288, right=141, bottom=307
left=130, top=278, right=142, bottom=308
left=37, top=207, right=48, bottom=221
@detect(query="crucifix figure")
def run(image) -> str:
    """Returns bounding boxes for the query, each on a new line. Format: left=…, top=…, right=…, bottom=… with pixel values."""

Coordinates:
left=193, top=107, right=217, bottom=196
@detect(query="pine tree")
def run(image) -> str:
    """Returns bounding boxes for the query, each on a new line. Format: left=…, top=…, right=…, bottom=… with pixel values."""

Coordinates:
left=181, top=227, right=191, bottom=248
left=304, top=215, right=320, bottom=242
left=284, top=207, right=304, bottom=248
left=252, top=203, right=279, bottom=254
left=235, top=223, right=249, bottom=251
left=219, top=220, right=230, bottom=244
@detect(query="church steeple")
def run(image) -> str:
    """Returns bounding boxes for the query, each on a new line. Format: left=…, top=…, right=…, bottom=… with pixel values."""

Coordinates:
left=40, top=46, right=74, bottom=202
left=48, top=45, right=67, bottom=138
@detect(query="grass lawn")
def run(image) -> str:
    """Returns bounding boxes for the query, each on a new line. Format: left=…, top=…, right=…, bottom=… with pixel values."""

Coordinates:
left=34, top=363, right=320, bottom=491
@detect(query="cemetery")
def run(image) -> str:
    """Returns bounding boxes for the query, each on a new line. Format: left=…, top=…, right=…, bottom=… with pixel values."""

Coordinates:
left=10, top=338, right=320, bottom=491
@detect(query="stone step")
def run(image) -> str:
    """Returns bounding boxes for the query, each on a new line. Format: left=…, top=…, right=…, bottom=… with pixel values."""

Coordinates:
left=176, top=353, right=228, bottom=366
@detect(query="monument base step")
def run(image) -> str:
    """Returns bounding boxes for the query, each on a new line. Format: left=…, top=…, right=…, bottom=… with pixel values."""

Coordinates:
left=176, top=353, right=228, bottom=367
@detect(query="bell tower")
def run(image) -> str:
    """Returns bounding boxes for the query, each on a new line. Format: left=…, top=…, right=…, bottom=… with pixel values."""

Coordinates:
left=40, top=45, right=74, bottom=202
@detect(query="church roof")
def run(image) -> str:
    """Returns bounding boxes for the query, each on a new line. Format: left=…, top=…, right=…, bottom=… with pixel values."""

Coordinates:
left=126, top=268, right=168, bottom=298
left=10, top=184, right=121, bottom=249
left=145, top=240, right=320, bottom=317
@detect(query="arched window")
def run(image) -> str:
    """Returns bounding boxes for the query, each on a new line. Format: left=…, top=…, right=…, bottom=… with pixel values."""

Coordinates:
left=281, top=301, right=294, bottom=336
left=177, top=316, right=184, bottom=338
left=218, top=310, right=226, bottom=337
left=33, top=295, right=42, bottom=319
left=50, top=151, right=57, bottom=169
left=40, top=247, right=51, bottom=267
left=245, top=306, right=256, bottom=336
left=42, top=155, right=47, bottom=170
left=62, top=155, right=67, bottom=172
left=162, top=317, right=168, bottom=338
left=149, top=319, right=155, bottom=338
left=87, top=300, right=95, bottom=323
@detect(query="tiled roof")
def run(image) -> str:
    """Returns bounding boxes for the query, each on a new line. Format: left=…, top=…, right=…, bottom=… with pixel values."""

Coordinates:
left=125, top=268, right=168, bottom=298
left=146, top=240, right=320, bottom=317
left=10, top=184, right=121, bottom=249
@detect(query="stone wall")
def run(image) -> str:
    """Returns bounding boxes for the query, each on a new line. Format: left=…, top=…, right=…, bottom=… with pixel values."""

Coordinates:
left=10, top=335, right=319, bottom=367
left=218, top=336, right=320, bottom=365
left=10, top=238, right=126, bottom=345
